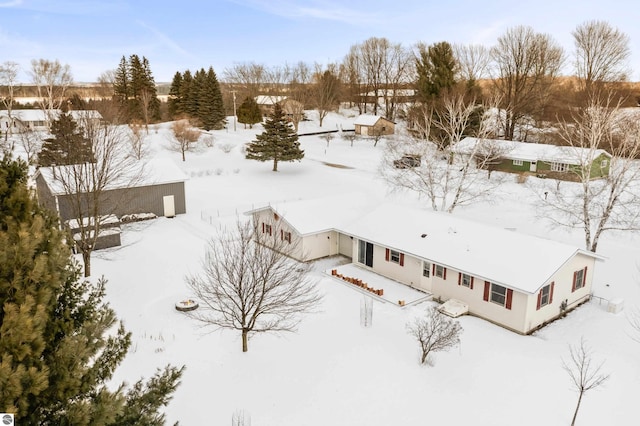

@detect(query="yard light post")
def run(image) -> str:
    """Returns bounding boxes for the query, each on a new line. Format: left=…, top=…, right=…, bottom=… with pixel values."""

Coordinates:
left=231, top=90, right=237, bottom=132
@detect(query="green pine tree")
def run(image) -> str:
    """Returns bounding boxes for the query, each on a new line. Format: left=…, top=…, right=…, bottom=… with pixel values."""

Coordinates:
left=180, top=70, right=197, bottom=119
left=237, top=96, right=262, bottom=129
left=415, top=41, right=458, bottom=102
left=168, top=71, right=184, bottom=119
left=39, top=113, right=93, bottom=166
left=245, top=103, right=304, bottom=171
left=0, top=157, right=184, bottom=424
left=113, top=56, right=130, bottom=121
left=204, top=66, right=226, bottom=130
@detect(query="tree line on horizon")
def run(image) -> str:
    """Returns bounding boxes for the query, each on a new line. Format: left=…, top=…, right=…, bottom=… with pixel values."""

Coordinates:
left=0, top=19, right=637, bottom=139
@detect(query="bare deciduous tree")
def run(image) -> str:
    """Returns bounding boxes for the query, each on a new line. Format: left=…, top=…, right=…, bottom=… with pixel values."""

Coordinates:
left=223, top=62, right=267, bottom=100
left=490, top=26, right=564, bottom=140
left=49, top=120, right=141, bottom=277
left=343, top=37, right=411, bottom=119
left=186, top=220, right=321, bottom=352
left=533, top=95, right=640, bottom=252
left=18, top=128, right=42, bottom=164
left=312, top=64, right=342, bottom=127
left=232, top=409, right=251, bottom=426
left=454, top=44, right=490, bottom=84
left=341, top=131, right=357, bottom=147
left=382, top=93, right=506, bottom=212
left=128, top=121, right=148, bottom=160
left=573, top=20, right=630, bottom=95
left=406, top=306, right=462, bottom=365
left=170, top=119, right=201, bottom=161
left=30, top=59, right=73, bottom=127
left=562, top=337, right=610, bottom=426
left=139, top=87, right=153, bottom=133
left=0, top=61, right=20, bottom=141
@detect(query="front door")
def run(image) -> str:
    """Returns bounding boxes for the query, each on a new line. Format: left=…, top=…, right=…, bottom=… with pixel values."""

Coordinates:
left=529, top=161, right=537, bottom=172
left=358, top=240, right=374, bottom=268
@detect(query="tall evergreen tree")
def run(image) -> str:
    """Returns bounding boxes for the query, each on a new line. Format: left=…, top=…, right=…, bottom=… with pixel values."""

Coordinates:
left=39, top=113, right=93, bottom=166
left=141, top=56, right=161, bottom=122
left=168, top=71, right=184, bottom=119
left=245, top=103, right=304, bottom=171
left=203, top=66, right=226, bottom=130
left=180, top=70, right=196, bottom=119
left=113, top=56, right=130, bottom=119
left=416, top=41, right=458, bottom=102
left=237, top=96, right=262, bottom=129
left=0, top=157, right=184, bottom=424
left=169, top=67, right=226, bottom=130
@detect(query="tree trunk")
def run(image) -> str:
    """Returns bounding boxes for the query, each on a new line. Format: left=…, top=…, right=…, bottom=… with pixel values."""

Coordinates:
left=82, top=250, right=91, bottom=277
left=571, top=391, right=583, bottom=426
left=242, top=330, right=248, bottom=352
left=272, top=158, right=278, bottom=172
left=421, top=349, right=428, bottom=365
left=181, top=149, right=186, bottom=162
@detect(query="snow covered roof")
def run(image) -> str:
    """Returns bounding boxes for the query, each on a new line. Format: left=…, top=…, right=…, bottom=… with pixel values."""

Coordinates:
left=37, top=157, right=188, bottom=196
left=354, top=114, right=386, bottom=126
left=245, top=193, right=373, bottom=236
left=340, top=203, right=596, bottom=294
left=254, top=95, right=286, bottom=105
left=0, top=109, right=102, bottom=122
left=454, top=137, right=611, bottom=165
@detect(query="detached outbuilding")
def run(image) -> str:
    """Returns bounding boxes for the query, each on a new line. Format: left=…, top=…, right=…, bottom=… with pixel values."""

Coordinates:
left=34, top=158, right=188, bottom=222
left=246, top=196, right=600, bottom=335
left=353, top=114, right=395, bottom=136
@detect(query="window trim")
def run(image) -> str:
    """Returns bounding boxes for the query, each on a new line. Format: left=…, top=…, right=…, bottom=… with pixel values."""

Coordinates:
left=551, top=162, right=569, bottom=172
left=512, top=159, right=523, bottom=166
left=484, top=281, right=513, bottom=310
left=458, top=273, right=473, bottom=289
left=572, top=267, right=587, bottom=292
left=434, top=264, right=444, bottom=279
left=537, top=282, right=554, bottom=310
left=422, top=261, right=431, bottom=278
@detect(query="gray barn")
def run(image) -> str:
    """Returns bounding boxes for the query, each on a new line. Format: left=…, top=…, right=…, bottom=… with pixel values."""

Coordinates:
left=35, top=158, right=188, bottom=222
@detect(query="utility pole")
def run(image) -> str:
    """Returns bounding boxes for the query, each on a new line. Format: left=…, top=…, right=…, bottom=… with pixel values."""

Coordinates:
left=231, top=90, right=237, bottom=131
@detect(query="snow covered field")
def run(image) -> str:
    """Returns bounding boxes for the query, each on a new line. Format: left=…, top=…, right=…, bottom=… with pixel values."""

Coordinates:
left=49, top=112, right=640, bottom=425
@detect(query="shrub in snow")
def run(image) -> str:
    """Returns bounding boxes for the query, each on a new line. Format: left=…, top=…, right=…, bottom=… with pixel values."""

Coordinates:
left=120, top=213, right=158, bottom=223
left=407, top=306, right=462, bottom=365
left=220, top=143, right=234, bottom=153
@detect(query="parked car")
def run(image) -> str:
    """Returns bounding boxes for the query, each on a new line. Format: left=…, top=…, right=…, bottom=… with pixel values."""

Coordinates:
left=393, top=154, right=421, bottom=169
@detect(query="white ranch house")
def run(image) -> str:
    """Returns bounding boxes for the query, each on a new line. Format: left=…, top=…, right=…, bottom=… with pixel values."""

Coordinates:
left=453, top=137, right=612, bottom=180
left=0, top=109, right=102, bottom=133
left=247, top=197, right=599, bottom=334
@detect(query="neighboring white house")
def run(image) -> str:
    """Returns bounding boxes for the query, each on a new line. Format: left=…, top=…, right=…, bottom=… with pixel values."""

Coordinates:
left=0, top=109, right=103, bottom=133
left=246, top=198, right=600, bottom=335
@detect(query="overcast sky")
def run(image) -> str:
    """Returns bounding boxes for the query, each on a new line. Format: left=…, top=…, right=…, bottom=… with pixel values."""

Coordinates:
left=1, top=0, right=638, bottom=83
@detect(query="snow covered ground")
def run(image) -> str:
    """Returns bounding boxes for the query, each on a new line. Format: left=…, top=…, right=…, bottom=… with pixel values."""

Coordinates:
left=24, top=111, right=640, bottom=425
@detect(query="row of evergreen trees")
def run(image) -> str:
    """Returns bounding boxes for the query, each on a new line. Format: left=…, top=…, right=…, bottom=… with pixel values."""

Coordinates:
left=113, top=54, right=162, bottom=124
left=0, top=157, right=183, bottom=424
left=168, top=67, right=226, bottom=130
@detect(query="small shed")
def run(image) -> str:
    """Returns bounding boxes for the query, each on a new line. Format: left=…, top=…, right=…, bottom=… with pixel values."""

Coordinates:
left=353, top=114, right=395, bottom=136
left=34, top=158, right=188, bottom=222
